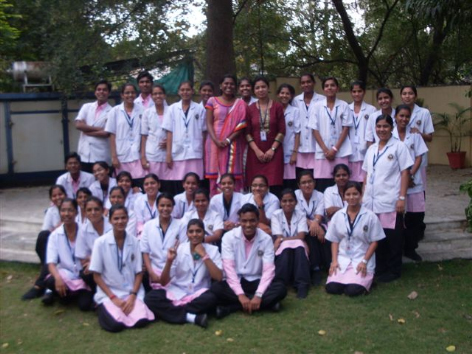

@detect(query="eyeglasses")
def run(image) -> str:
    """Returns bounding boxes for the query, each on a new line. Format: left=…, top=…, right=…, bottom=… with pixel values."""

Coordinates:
left=299, top=180, right=314, bottom=185
left=251, top=184, right=267, bottom=188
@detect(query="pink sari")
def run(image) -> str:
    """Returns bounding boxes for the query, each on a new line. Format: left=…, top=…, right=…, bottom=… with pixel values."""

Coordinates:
left=205, top=97, right=247, bottom=182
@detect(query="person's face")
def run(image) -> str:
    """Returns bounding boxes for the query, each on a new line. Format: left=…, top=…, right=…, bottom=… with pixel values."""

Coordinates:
left=65, top=158, right=80, bottom=175
left=51, top=188, right=66, bottom=207
left=300, top=75, right=315, bottom=94
left=401, top=87, right=416, bottom=105
left=121, top=85, right=136, bottom=104
left=334, top=168, right=349, bottom=188
left=251, top=177, right=268, bottom=196
left=110, top=209, right=128, bottom=232
left=395, top=109, right=411, bottom=129
left=239, top=212, right=259, bottom=239
left=350, top=85, right=365, bottom=103
left=220, top=78, right=236, bottom=96
left=220, top=177, right=235, bottom=196
left=280, top=193, right=297, bottom=214
left=199, top=85, right=214, bottom=102
left=151, top=87, right=166, bottom=106
left=93, top=165, right=109, bottom=183
left=278, top=87, right=292, bottom=106
left=194, top=193, right=209, bottom=213
left=254, top=81, right=269, bottom=100
left=85, top=201, right=103, bottom=224
left=376, top=119, right=393, bottom=142
left=76, top=192, right=89, bottom=209
left=298, top=174, right=315, bottom=195
left=238, top=80, right=252, bottom=98
left=95, top=84, right=110, bottom=103
left=187, top=224, right=205, bottom=245
left=377, top=92, right=392, bottom=110
left=143, top=177, right=160, bottom=196
left=109, top=190, right=125, bottom=206
left=178, top=83, right=193, bottom=101
left=117, top=176, right=132, bottom=194
left=157, top=197, right=173, bottom=219
left=323, top=79, right=338, bottom=97
left=183, top=177, right=198, bottom=195
left=138, top=77, right=152, bottom=95
left=60, top=201, right=77, bottom=224
left=344, top=187, right=362, bottom=207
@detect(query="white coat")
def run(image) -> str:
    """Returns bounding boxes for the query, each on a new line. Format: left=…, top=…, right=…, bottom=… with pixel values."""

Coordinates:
left=408, top=104, right=434, bottom=168
left=75, top=216, right=112, bottom=259
left=89, top=230, right=145, bottom=304
left=325, top=206, right=386, bottom=274
left=104, top=191, right=137, bottom=211
left=75, top=101, right=113, bottom=163
left=295, top=189, right=325, bottom=220
left=180, top=209, right=224, bottom=241
left=88, top=178, right=117, bottom=204
left=323, top=185, right=347, bottom=211
left=348, top=101, right=377, bottom=162
left=133, top=193, right=160, bottom=225
left=172, top=192, right=195, bottom=219
left=56, top=171, right=95, bottom=199
left=282, top=104, right=302, bottom=164
left=46, top=224, right=82, bottom=279
left=134, top=94, right=155, bottom=110
left=141, top=105, right=169, bottom=162
left=293, top=92, right=325, bottom=153
left=365, top=109, right=396, bottom=143
left=209, top=192, right=244, bottom=223
left=241, top=192, right=280, bottom=220
left=42, top=206, right=60, bottom=231
left=271, top=209, right=308, bottom=237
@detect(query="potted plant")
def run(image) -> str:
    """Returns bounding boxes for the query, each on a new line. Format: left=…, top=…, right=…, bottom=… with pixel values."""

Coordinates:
left=433, top=103, right=472, bottom=169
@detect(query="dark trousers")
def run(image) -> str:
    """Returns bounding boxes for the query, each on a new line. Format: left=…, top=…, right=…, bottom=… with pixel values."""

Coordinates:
left=296, top=167, right=314, bottom=181
left=325, top=282, right=366, bottom=297
left=210, top=278, right=287, bottom=313
left=305, top=234, right=331, bottom=271
left=79, top=270, right=96, bottom=292
left=269, top=185, right=283, bottom=200
left=375, top=213, right=404, bottom=277
left=404, top=212, right=425, bottom=253
left=144, top=289, right=217, bottom=324
left=275, top=247, right=310, bottom=289
left=44, top=276, right=94, bottom=311
left=97, top=304, right=150, bottom=333
left=315, top=178, right=335, bottom=193
left=165, top=181, right=184, bottom=197
left=283, top=179, right=298, bottom=192
left=34, top=230, right=51, bottom=288
left=81, top=162, right=95, bottom=174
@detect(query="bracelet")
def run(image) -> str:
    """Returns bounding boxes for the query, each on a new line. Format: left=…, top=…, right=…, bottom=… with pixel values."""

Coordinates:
left=255, top=291, right=263, bottom=298
left=226, top=138, right=231, bottom=144
left=398, top=196, right=406, bottom=201
left=271, top=147, right=276, bottom=152
left=130, top=291, right=138, bottom=296
left=202, top=254, right=210, bottom=261
left=332, top=146, right=338, bottom=152
left=109, top=294, right=116, bottom=300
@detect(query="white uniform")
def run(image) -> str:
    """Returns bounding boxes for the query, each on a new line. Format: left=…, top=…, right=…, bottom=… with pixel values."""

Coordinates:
left=325, top=206, right=386, bottom=274
left=167, top=242, right=222, bottom=300
left=46, top=224, right=83, bottom=279
left=140, top=218, right=185, bottom=271
left=141, top=105, right=169, bottom=162
left=75, top=101, right=113, bottom=163
left=324, top=186, right=347, bottom=211
left=362, top=136, right=414, bottom=213
left=75, top=217, right=112, bottom=260
left=209, top=192, right=244, bottom=224
left=271, top=209, right=308, bottom=237
left=105, top=103, right=144, bottom=163
left=134, top=94, right=155, bottom=110
left=56, top=171, right=95, bottom=199
left=133, top=193, right=159, bottom=225
left=104, top=191, right=137, bottom=211
left=126, top=210, right=138, bottom=238
left=42, top=206, right=60, bottom=231
left=365, top=109, right=396, bottom=143
left=88, top=178, right=117, bottom=204
left=408, top=104, right=434, bottom=168
left=162, top=101, right=206, bottom=162
left=89, top=230, right=145, bottom=304
left=282, top=104, right=301, bottom=164
left=172, top=192, right=195, bottom=219
left=295, top=189, right=325, bottom=220
left=293, top=92, right=325, bottom=154
left=241, top=192, right=280, bottom=220
left=180, top=209, right=224, bottom=241
left=309, top=98, right=353, bottom=159
left=222, top=227, right=274, bottom=281
left=348, top=101, right=376, bottom=162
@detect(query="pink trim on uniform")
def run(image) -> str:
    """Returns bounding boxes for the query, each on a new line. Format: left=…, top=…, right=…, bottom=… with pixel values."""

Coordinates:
left=283, top=163, right=296, bottom=179
left=222, top=259, right=244, bottom=295
left=377, top=211, right=397, bottom=229
left=46, top=270, right=90, bottom=292
left=255, top=262, right=275, bottom=296
left=149, top=266, right=166, bottom=290
left=167, top=288, right=207, bottom=306
left=314, top=157, right=349, bottom=178
left=296, top=152, right=316, bottom=169
left=103, top=297, right=155, bottom=326
left=115, top=160, right=146, bottom=179
left=167, top=159, right=204, bottom=181
left=407, top=192, right=425, bottom=213
left=275, top=239, right=308, bottom=258
left=148, top=161, right=169, bottom=180
left=326, top=264, right=374, bottom=291
left=348, top=161, right=366, bottom=182
left=244, top=237, right=255, bottom=259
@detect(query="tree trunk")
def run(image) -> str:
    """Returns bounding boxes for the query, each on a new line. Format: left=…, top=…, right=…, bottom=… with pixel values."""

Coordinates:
left=205, top=0, right=236, bottom=94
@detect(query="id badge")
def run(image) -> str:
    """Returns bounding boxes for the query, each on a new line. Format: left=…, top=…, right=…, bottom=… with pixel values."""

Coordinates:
left=353, top=135, right=360, bottom=144
left=260, top=131, right=267, bottom=141
left=369, top=171, right=375, bottom=184
left=184, top=134, right=191, bottom=146
left=128, top=137, right=134, bottom=144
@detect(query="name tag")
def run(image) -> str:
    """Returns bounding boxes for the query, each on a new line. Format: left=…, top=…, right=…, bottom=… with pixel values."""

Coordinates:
left=260, top=131, right=267, bottom=142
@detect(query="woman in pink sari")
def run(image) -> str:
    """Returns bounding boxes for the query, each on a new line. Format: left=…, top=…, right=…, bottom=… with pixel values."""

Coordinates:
left=205, top=74, right=247, bottom=196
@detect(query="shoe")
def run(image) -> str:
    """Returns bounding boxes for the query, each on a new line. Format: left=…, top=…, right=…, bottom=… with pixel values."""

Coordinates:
left=296, top=286, right=309, bottom=299
left=271, top=302, right=281, bottom=312
left=404, top=251, right=423, bottom=262
left=22, top=287, right=44, bottom=300
left=377, top=273, right=400, bottom=283
left=311, top=270, right=322, bottom=286
left=216, top=306, right=231, bottom=319
left=195, top=314, right=208, bottom=329
left=41, top=292, right=55, bottom=306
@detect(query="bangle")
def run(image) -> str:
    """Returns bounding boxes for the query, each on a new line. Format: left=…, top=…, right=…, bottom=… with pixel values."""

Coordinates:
left=398, top=196, right=405, bottom=201
left=130, top=291, right=138, bottom=296
left=202, top=254, right=210, bottom=261
left=109, top=294, right=116, bottom=300
left=361, top=259, right=368, bottom=264
left=255, top=291, right=263, bottom=298
left=271, top=147, right=276, bottom=152
left=332, top=146, right=338, bottom=152
left=226, top=138, right=231, bottom=144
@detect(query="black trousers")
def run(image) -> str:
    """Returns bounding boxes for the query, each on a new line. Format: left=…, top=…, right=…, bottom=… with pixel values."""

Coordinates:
left=404, top=212, right=425, bottom=253
left=275, top=247, right=310, bottom=289
left=80, top=162, right=95, bottom=174
left=144, top=289, right=217, bottom=324
left=282, top=179, right=298, bottom=192
left=375, top=213, right=404, bottom=277
left=210, top=278, right=287, bottom=313
left=44, top=276, right=94, bottom=311
left=305, top=234, right=331, bottom=271
left=97, top=304, right=150, bottom=333
left=269, top=185, right=283, bottom=200
left=314, top=178, right=335, bottom=193
left=79, top=270, right=96, bottom=292
left=34, top=230, right=51, bottom=288
left=325, top=282, right=366, bottom=297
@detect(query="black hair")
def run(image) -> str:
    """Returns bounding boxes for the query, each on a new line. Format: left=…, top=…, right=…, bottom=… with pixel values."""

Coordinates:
left=277, top=83, right=296, bottom=104
left=252, top=75, right=269, bottom=88
left=220, top=74, right=237, bottom=85
left=297, top=169, right=315, bottom=184
left=193, top=188, right=210, bottom=201
left=157, top=192, right=175, bottom=206
left=152, top=84, right=166, bottom=95
left=375, top=114, right=394, bottom=128
left=178, top=80, right=194, bottom=90
left=300, top=73, right=315, bottom=83
left=333, top=164, right=351, bottom=177
left=85, top=196, right=104, bottom=209
left=322, top=76, right=339, bottom=88
left=220, top=173, right=236, bottom=184
left=64, top=152, right=81, bottom=165
left=238, top=77, right=252, bottom=87
left=49, top=184, right=66, bottom=198
left=350, top=80, right=366, bottom=91
left=116, top=171, right=132, bottom=182
left=344, top=181, right=363, bottom=196
left=400, top=85, right=417, bottom=97
left=109, top=204, right=128, bottom=219
left=394, top=104, right=412, bottom=116
left=280, top=188, right=297, bottom=201
left=376, top=87, right=393, bottom=99
left=121, top=83, right=136, bottom=94
left=183, top=172, right=201, bottom=184
left=137, top=71, right=154, bottom=83
left=187, top=218, right=205, bottom=231
left=199, top=80, right=215, bottom=91
left=109, top=186, right=126, bottom=198
left=76, top=187, right=92, bottom=198
left=251, top=174, right=269, bottom=186
left=93, top=161, right=110, bottom=171
left=60, top=198, right=78, bottom=212
left=143, top=173, right=160, bottom=183
left=238, top=203, right=260, bottom=218
left=95, top=79, right=112, bottom=92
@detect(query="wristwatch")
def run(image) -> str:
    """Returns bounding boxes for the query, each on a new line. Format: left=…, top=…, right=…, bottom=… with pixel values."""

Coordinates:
left=398, top=196, right=406, bottom=201
left=271, top=147, right=276, bottom=152
left=258, top=204, right=265, bottom=210
left=361, top=259, right=368, bottom=264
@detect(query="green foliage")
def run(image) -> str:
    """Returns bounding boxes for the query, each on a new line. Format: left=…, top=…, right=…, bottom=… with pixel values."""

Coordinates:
left=459, top=179, right=472, bottom=232
left=433, top=103, right=472, bottom=152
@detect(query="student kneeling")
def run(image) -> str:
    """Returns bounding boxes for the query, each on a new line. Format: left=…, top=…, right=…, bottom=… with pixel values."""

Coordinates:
left=145, top=219, right=222, bottom=328
left=211, top=204, right=287, bottom=318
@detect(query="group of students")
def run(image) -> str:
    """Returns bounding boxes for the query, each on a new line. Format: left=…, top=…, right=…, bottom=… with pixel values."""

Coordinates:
left=20, top=72, right=433, bottom=332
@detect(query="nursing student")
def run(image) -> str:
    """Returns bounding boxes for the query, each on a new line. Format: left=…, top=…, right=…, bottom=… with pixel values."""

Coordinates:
left=271, top=189, right=310, bottom=299
left=293, top=73, right=325, bottom=176
left=75, top=80, right=113, bottom=172
left=363, top=115, right=413, bottom=283
left=163, top=81, right=206, bottom=195
left=145, top=219, right=222, bottom=329
left=277, top=83, right=301, bottom=191
left=105, top=83, right=146, bottom=183
left=326, top=182, right=386, bottom=296
left=134, top=71, right=155, bottom=110
left=89, top=161, right=117, bottom=204
left=104, top=171, right=137, bottom=212
left=42, top=199, right=94, bottom=310
left=309, top=77, right=353, bottom=192
left=393, top=105, right=428, bottom=261
left=90, top=205, right=155, bottom=332
left=211, top=204, right=287, bottom=318
left=348, top=81, right=376, bottom=182
left=324, top=164, right=350, bottom=221
left=172, top=172, right=200, bottom=219
left=198, top=80, right=214, bottom=107
left=75, top=187, right=92, bottom=226
left=56, top=152, right=95, bottom=198
left=108, top=186, right=137, bottom=238
left=133, top=173, right=161, bottom=235
left=365, top=88, right=396, bottom=145
left=238, top=77, right=258, bottom=105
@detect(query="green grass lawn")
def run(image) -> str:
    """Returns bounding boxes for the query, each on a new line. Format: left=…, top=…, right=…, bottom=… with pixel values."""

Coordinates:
left=1, top=260, right=471, bottom=354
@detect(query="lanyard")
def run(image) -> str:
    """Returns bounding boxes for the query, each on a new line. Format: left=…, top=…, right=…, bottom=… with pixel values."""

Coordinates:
left=191, top=258, right=206, bottom=284
left=182, top=107, right=191, bottom=130
left=302, top=200, right=316, bottom=220
left=64, top=225, right=77, bottom=269
left=258, top=104, right=269, bottom=131
left=145, top=201, right=157, bottom=220
left=345, top=212, right=362, bottom=241
left=122, top=110, right=134, bottom=129
left=373, top=146, right=389, bottom=168
left=116, top=233, right=126, bottom=274
left=353, top=113, right=361, bottom=133
left=325, top=106, right=338, bottom=126
left=282, top=214, right=296, bottom=237
left=223, top=195, right=232, bottom=221
left=157, top=220, right=171, bottom=249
